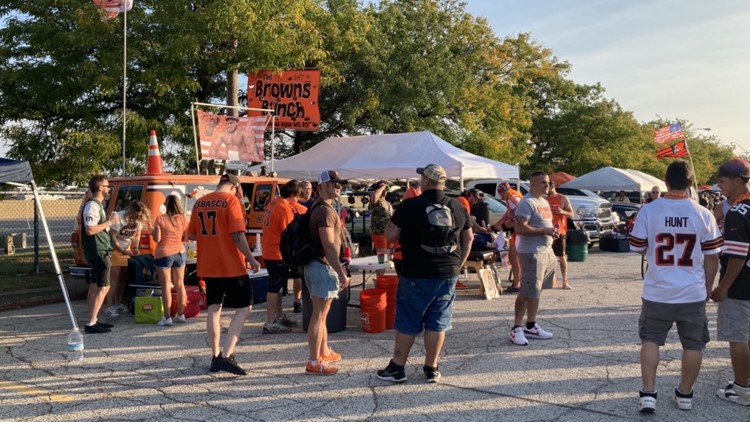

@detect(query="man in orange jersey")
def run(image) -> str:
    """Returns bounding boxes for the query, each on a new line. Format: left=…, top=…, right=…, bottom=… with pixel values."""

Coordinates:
left=547, top=181, right=575, bottom=289
left=261, top=180, right=304, bottom=333
left=494, top=182, right=524, bottom=293
left=188, top=174, right=260, bottom=375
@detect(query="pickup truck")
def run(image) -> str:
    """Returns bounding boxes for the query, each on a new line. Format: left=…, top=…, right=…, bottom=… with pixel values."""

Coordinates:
left=467, top=179, right=615, bottom=246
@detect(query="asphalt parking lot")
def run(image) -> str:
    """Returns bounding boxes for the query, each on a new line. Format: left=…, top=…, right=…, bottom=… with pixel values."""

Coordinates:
left=0, top=249, right=747, bottom=421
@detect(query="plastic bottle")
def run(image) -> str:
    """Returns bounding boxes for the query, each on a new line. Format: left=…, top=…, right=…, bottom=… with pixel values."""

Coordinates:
left=67, top=328, right=84, bottom=361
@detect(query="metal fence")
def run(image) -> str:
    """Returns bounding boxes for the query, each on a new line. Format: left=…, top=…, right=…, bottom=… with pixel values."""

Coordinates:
left=0, top=190, right=85, bottom=276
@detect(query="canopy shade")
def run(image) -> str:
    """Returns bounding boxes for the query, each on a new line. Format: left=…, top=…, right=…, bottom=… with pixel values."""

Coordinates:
left=549, top=171, right=575, bottom=186
left=559, top=166, right=667, bottom=192
left=253, top=131, right=518, bottom=182
left=0, top=158, right=33, bottom=184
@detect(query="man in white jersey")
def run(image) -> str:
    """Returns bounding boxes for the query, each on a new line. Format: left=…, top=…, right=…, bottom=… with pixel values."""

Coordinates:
left=629, top=160, right=722, bottom=413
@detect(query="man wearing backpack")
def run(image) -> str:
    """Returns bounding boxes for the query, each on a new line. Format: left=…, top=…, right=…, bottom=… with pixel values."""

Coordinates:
left=303, top=170, right=350, bottom=375
left=509, top=171, right=559, bottom=346
left=377, top=164, right=472, bottom=384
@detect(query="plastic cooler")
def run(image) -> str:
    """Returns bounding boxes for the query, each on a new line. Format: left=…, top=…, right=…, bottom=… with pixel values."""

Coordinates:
left=302, top=272, right=348, bottom=334
left=170, top=285, right=202, bottom=318
left=248, top=269, right=269, bottom=305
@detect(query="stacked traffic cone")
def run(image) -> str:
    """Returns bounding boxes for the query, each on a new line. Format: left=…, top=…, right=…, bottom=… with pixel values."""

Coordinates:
left=146, top=130, right=165, bottom=175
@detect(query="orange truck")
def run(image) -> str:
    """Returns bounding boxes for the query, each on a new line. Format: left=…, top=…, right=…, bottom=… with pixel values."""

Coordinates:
left=69, top=132, right=286, bottom=279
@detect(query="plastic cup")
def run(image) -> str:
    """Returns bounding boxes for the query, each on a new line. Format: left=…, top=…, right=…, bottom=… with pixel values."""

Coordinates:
left=377, top=253, right=385, bottom=264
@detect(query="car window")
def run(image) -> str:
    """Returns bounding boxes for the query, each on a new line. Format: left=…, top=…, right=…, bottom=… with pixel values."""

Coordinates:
left=473, top=183, right=497, bottom=197
left=483, top=196, right=507, bottom=214
left=113, top=185, right=144, bottom=211
left=253, top=183, right=273, bottom=212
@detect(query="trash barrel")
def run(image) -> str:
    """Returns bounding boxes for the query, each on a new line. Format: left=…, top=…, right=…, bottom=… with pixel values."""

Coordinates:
left=375, top=275, right=399, bottom=329
left=360, top=289, right=387, bottom=333
left=567, top=230, right=589, bottom=262
left=302, top=273, right=349, bottom=334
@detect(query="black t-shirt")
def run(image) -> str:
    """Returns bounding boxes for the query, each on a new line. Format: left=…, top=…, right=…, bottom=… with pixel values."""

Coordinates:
left=720, top=198, right=750, bottom=300
left=391, top=189, right=471, bottom=278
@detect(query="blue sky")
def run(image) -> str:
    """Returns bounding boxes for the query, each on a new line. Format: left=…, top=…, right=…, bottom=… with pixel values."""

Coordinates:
left=466, top=0, right=750, bottom=153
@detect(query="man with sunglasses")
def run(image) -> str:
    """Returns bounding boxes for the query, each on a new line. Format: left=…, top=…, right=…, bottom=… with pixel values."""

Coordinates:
left=81, top=175, right=120, bottom=334
left=509, top=171, right=559, bottom=346
left=304, top=170, right=350, bottom=375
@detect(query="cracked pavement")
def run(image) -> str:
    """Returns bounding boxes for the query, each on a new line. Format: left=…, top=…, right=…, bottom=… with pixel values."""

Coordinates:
left=0, top=249, right=747, bottom=421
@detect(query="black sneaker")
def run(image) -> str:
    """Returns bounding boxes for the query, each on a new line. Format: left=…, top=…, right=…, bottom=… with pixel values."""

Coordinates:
left=213, top=354, right=247, bottom=375
left=84, top=323, right=111, bottom=334
left=210, top=353, right=222, bottom=372
left=423, top=365, right=441, bottom=383
left=95, top=321, right=114, bottom=329
left=293, top=302, right=302, bottom=313
left=377, top=360, right=407, bottom=383
left=504, top=287, right=520, bottom=294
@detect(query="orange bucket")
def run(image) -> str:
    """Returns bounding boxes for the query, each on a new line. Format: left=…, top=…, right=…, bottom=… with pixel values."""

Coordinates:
left=375, top=275, right=399, bottom=329
left=360, top=288, right=387, bottom=333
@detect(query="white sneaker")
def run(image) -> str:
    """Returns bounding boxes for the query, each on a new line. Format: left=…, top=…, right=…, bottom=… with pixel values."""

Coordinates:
left=523, top=323, right=553, bottom=339
left=717, top=382, right=750, bottom=406
left=509, top=326, right=528, bottom=346
left=673, top=387, right=692, bottom=410
left=157, top=316, right=173, bottom=326
left=639, top=391, right=657, bottom=413
left=104, top=305, right=119, bottom=318
left=173, top=314, right=187, bottom=323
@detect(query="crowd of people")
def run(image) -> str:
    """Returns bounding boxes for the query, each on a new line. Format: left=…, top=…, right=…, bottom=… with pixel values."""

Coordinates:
left=77, top=157, right=750, bottom=411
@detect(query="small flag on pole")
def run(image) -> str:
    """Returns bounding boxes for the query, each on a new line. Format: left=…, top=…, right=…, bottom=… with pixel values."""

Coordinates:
left=654, top=123, right=684, bottom=144
left=656, top=141, right=689, bottom=159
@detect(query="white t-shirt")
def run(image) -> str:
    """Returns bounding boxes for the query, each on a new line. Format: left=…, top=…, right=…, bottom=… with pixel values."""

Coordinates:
left=110, top=210, right=141, bottom=251
left=83, top=201, right=107, bottom=230
left=630, top=198, right=723, bottom=303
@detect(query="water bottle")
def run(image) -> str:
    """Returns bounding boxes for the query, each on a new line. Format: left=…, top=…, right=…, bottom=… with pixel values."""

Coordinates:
left=67, top=328, right=84, bottom=361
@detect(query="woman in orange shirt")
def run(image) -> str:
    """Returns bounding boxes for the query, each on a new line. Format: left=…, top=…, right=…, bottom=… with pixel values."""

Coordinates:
left=153, top=195, right=188, bottom=326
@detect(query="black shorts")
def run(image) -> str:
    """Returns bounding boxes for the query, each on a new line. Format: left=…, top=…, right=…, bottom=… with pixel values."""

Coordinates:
left=265, top=259, right=290, bottom=294
left=205, top=275, right=253, bottom=308
left=289, top=265, right=302, bottom=279
left=552, top=235, right=567, bottom=257
left=87, top=254, right=112, bottom=287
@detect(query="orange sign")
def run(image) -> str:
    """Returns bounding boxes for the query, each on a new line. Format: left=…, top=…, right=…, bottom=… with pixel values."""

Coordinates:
left=196, top=111, right=265, bottom=162
left=247, top=69, right=321, bottom=131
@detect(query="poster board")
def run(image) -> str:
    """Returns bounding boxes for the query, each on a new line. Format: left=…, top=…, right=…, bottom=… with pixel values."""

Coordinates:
left=479, top=269, right=499, bottom=299
left=247, top=69, right=320, bottom=131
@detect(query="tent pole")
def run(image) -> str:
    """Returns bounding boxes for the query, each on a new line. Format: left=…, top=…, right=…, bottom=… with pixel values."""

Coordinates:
left=30, top=181, right=78, bottom=330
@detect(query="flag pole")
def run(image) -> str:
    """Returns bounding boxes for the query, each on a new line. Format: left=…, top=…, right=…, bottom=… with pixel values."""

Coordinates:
left=679, top=121, right=699, bottom=194
left=121, top=5, right=128, bottom=176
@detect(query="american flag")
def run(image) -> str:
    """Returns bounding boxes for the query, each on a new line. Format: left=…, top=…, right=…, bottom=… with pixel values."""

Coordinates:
left=656, top=141, right=689, bottom=159
left=654, top=123, right=684, bottom=144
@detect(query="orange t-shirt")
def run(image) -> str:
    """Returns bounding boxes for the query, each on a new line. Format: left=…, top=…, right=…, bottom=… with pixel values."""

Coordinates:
left=187, top=191, right=247, bottom=278
left=153, top=214, right=186, bottom=259
left=261, top=198, right=299, bottom=261
left=546, top=193, right=568, bottom=234
left=457, top=196, right=471, bottom=214
left=289, top=200, right=308, bottom=215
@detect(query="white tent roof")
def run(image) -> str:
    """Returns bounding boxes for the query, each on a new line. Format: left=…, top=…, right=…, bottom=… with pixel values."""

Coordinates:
left=559, top=166, right=667, bottom=192
left=254, top=131, right=518, bottom=182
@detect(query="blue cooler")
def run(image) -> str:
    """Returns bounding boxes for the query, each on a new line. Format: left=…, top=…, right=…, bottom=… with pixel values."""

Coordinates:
left=248, top=269, right=269, bottom=304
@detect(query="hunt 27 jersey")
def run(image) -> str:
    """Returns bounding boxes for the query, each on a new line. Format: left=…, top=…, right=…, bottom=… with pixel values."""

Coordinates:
left=629, top=197, right=723, bottom=304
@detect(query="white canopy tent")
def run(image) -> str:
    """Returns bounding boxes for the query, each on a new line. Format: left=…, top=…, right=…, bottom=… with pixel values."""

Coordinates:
left=251, top=131, right=519, bottom=184
left=560, top=166, right=667, bottom=192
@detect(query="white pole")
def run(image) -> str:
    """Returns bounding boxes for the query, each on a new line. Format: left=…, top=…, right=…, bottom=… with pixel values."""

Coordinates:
left=271, top=115, right=276, bottom=173
left=190, top=103, right=200, bottom=173
left=121, top=7, right=127, bottom=176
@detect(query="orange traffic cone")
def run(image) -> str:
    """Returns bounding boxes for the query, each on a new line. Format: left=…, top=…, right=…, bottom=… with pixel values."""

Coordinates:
left=146, top=130, right=165, bottom=175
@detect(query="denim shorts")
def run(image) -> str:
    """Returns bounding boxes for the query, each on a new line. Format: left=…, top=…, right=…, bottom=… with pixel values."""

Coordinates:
left=717, top=298, right=750, bottom=342
left=154, top=251, right=186, bottom=269
left=394, top=276, right=457, bottom=335
left=303, top=260, right=340, bottom=300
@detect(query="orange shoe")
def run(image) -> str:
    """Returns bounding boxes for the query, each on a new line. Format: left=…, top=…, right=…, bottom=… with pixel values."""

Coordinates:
left=306, top=360, right=338, bottom=375
left=320, top=349, right=342, bottom=363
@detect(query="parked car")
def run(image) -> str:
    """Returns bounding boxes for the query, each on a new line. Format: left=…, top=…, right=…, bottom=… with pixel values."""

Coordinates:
left=611, top=201, right=640, bottom=233
left=467, top=179, right=615, bottom=245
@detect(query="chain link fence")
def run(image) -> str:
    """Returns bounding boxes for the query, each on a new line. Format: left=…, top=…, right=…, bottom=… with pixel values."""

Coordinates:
left=0, top=190, right=85, bottom=277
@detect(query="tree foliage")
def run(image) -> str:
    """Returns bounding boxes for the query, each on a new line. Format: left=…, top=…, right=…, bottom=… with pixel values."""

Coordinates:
left=0, top=0, right=736, bottom=187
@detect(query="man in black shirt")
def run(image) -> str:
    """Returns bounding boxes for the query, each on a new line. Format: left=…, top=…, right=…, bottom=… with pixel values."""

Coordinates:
left=376, top=164, right=472, bottom=384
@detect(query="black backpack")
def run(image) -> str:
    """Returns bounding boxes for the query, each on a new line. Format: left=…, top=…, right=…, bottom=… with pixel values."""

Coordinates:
left=280, top=201, right=324, bottom=267
left=420, top=197, right=459, bottom=255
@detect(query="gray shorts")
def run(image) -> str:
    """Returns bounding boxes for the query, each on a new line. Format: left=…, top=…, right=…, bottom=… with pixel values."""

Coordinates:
left=519, top=251, right=556, bottom=299
left=639, top=299, right=709, bottom=351
left=717, top=298, right=750, bottom=342
left=303, top=260, right=340, bottom=300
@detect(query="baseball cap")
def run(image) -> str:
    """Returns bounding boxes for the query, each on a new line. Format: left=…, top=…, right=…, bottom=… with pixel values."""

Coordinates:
left=219, top=173, right=241, bottom=185
left=318, top=170, right=348, bottom=185
left=497, top=182, right=511, bottom=194
left=718, top=158, right=750, bottom=179
left=416, top=164, right=447, bottom=182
